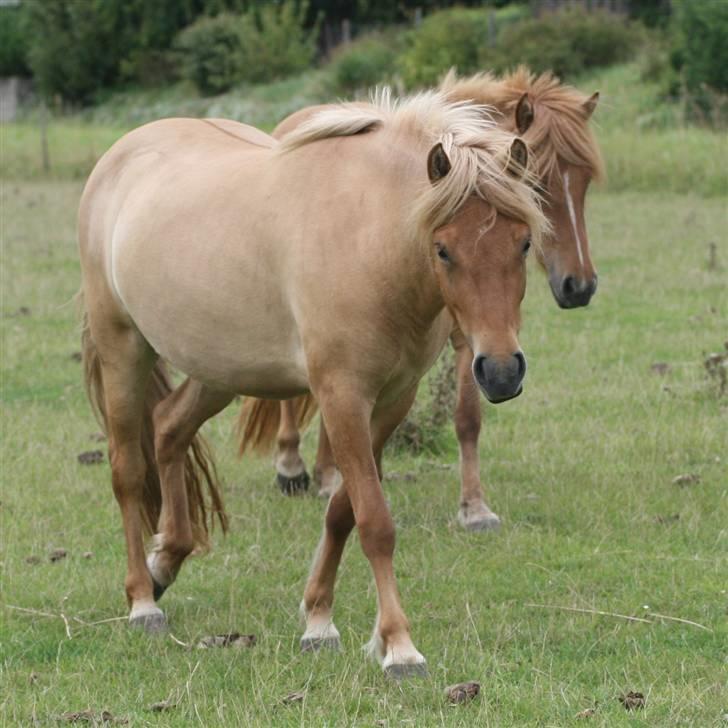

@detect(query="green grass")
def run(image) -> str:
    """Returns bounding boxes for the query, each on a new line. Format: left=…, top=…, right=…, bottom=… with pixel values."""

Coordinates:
left=1, top=122, right=127, bottom=182
left=580, top=64, right=728, bottom=197
left=1, top=172, right=726, bottom=726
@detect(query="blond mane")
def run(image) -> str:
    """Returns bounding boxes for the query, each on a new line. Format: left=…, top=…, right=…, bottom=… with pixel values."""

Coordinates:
left=279, top=88, right=548, bottom=246
left=441, top=67, right=604, bottom=188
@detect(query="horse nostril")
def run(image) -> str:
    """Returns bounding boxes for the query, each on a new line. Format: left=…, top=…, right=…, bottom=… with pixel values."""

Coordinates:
left=513, top=351, right=526, bottom=380
left=473, top=354, right=487, bottom=384
left=562, top=275, right=576, bottom=298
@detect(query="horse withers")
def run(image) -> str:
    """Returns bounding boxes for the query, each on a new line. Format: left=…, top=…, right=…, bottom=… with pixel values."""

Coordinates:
left=78, top=91, right=547, bottom=676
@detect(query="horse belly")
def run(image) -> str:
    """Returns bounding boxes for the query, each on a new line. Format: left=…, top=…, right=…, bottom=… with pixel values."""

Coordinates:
left=111, top=234, right=307, bottom=396
left=134, top=293, right=308, bottom=396
left=160, top=323, right=308, bottom=397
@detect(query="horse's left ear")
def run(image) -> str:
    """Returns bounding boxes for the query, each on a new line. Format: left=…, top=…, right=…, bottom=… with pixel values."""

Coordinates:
left=506, top=138, right=528, bottom=178
left=427, top=142, right=452, bottom=183
left=515, top=93, right=534, bottom=135
left=583, top=91, right=599, bottom=119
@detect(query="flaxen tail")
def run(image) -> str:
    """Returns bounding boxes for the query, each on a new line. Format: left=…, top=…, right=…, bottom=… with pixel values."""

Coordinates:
left=80, top=294, right=227, bottom=549
left=237, top=395, right=318, bottom=455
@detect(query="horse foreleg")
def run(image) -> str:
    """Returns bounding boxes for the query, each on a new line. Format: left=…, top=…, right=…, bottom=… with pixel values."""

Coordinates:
left=274, top=399, right=309, bottom=495
left=308, top=383, right=425, bottom=677
left=313, top=419, right=341, bottom=498
left=300, top=484, right=354, bottom=651
left=149, top=379, right=233, bottom=597
left=451, top=330, right=501, bottom=531
left=367, top=386, right=425, bottom=676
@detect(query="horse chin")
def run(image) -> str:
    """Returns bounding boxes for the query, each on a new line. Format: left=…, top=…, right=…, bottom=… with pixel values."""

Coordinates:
left=482, top=384, right=523, bottom=404
left=554, top=294, right=578, bottom=310
left=548, top=276, right=571, bottom=309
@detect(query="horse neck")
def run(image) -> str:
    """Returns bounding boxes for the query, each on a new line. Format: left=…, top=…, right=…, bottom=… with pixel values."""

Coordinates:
left=392, top=250, right=444, bottom=335
left=374, top=138, right=446, bottom=335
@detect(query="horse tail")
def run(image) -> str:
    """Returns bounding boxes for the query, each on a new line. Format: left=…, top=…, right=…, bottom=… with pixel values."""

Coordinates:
left=80, top=293, right=227, bottom=549
left=237, top=395, right=318, bottom=455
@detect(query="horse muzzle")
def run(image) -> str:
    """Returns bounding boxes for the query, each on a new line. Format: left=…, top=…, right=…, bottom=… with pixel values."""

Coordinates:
left=472, top=351, right=526, bottom=404
left=550, top=273, right=598, bottom=309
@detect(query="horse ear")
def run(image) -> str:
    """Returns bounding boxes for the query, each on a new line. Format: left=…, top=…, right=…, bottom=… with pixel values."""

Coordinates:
left=427, top=142, right=451, bottom=183
left=583, top=91, right=599, bottom=119
left=506, top=138, right=528, bottom=178
left=515, top=93, right=534, bottom=135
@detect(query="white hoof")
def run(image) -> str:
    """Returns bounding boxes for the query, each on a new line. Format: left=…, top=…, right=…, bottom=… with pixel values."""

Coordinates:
left=366, top=621, right=427, bottom=678
left=300, top=610, right=341, bottom=652
left=129, top=603, right=167, bottom=634
left=382, top=648, right=428, bottom=679
left=458, top=501, right=501, bottom=532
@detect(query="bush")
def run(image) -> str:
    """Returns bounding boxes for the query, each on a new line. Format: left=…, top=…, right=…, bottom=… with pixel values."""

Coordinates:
left=672, top=0, right=728, bottom=95
left=483, top=8, right=641, bottom=79
left=175, top=13, right=242, bottom=96
left=236, top=2, right=318, bottom=84
left=0, top=6, right=30, bottom=76
left=398, top=5, right=641, bottom=88
left=175, top=3, right=317, bottom=95
left=398, top=8, right=494, bottom=89
left=25, top=0, right=124, bottom=104
left=388, top=349, right=457, bottom=455
left=328, top=33, right=399, bottom=94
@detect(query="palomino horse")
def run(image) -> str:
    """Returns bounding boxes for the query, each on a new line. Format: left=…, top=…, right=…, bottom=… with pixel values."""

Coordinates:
left=78, top=91, right=547, bottom=676
left=238, top=69, right=603, bottom=531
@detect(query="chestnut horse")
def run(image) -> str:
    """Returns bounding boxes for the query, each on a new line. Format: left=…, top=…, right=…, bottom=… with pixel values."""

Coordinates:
left=239, top=69, right=603, bottom=531
left=78, top=91, right=547, bottom=676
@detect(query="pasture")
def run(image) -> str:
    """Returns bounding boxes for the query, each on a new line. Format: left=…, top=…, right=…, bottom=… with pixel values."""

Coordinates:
left=1, top=81, right=727, bottom=723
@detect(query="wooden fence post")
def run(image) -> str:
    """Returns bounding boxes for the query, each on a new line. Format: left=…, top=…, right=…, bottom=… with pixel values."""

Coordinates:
left=40, top=100, right=50, bottom=174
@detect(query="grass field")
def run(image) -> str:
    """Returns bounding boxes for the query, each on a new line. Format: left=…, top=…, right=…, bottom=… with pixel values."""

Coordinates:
left=2, top=161, right=726, bottom=726
left=2, top=60, right=727, bottom=723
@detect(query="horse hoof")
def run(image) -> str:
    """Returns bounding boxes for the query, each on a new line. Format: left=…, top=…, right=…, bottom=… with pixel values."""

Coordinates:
left=276, top=471, right=310, bottom=496
left=384, top=661, right=428, bottom=680
left=458, top=504, right=501, bottom=532
left=129, top=608, right=168, bottom=634
left=463, top=513, right=501, bottom=532
left=300, top=635, right=342, bottom=652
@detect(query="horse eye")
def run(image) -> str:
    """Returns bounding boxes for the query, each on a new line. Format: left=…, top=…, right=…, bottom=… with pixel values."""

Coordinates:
left=435, top=243, right=450, bottom=263
left=522, top=237, right=531, bottom=255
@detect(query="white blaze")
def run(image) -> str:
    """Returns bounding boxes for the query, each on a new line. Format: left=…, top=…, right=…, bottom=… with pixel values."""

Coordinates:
left=563, top=170, right=584, bottom=271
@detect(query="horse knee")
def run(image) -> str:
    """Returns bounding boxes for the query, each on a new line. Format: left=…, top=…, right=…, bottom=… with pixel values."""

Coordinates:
left=357, top=513, right=396, bottom=561
left=325, top=496, right=355, bottom=541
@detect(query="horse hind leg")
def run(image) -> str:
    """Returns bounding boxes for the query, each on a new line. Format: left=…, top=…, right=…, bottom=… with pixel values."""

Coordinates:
left=313, top=420, right=342, bottom=499
left=274, top=399, right=310, bottom=495
left=148, top=378, right=232, bottom=598
left=87, top=323, right=167, bottom=632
